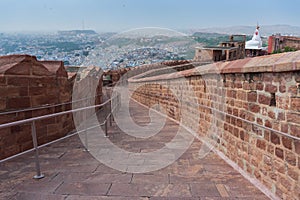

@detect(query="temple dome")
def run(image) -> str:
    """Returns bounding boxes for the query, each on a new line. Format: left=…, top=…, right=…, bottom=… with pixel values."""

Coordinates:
left=245, top=26, right=262, bottom=50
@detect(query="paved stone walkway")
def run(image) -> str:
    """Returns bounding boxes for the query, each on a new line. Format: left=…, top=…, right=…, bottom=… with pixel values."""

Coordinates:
left=0, top=100, right=268, bottom=200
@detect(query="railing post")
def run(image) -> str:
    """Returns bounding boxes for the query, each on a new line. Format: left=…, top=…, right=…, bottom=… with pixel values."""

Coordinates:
left=31, top=121, right=44, bottom=179
left=104, top=118, right=108, bottom=137
left=109, top=99, right=112, bottom=126
left=83, top=101, right=89, bottom=152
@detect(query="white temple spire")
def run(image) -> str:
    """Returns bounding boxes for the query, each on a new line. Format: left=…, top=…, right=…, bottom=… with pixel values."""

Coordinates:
left=245, top=25, right=262, bottom=50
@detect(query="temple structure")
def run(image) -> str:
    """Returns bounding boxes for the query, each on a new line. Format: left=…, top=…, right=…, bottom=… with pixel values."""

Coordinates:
left=245, top=26, right=264, bottom=56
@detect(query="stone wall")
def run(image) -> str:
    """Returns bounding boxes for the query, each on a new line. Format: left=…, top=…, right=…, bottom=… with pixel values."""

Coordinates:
left=0, top=55, right=102, bottom=160
left=71, top=66, right=103, bottom=126
left=268, top=35, right=300, bottom=53
left=104, top=60, right=191, bottom=86
left=128, top=51, right=300, bottom=200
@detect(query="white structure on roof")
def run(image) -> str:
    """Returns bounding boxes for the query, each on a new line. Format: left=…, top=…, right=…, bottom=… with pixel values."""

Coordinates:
left=245, top=26, right=262, bottom=50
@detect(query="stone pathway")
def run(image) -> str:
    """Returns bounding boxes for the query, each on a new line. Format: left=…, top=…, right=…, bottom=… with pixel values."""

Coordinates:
left=0, top=100, right=268, bottom=200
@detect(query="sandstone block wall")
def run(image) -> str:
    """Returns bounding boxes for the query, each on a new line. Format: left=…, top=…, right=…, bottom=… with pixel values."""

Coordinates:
left=128, top=51, right=300, bottom=200
left=0, top=55, right=102, bottom=160
left=72, top=66, right=103, bottom=127
left=104, top=60, right=191, bottom=86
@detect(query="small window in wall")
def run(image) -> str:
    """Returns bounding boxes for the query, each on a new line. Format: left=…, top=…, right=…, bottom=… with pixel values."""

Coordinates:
left=270, top=93, right=276, bottom=106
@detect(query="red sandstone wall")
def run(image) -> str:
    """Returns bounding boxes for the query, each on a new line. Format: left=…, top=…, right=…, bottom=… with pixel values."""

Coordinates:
left=0, top=55, right=74, bottom=159
left=128, top=51, right=300, bottom=200
left=268, top=35, right=300, bottom=53
left=104, top=60, right=190, bottom=86
left=71, top=66, right=103, bottom=126
left=0, top=55, right=102, bottom=160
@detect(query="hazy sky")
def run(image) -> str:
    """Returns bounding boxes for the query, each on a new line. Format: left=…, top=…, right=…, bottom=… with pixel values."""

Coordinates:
left=0, top=0, right=299, bottom=32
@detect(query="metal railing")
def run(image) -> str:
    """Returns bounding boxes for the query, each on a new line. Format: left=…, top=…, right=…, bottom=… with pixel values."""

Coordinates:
left=0, top=93, right=121, bottom=179
left=0, top=94, right=103, bottom=116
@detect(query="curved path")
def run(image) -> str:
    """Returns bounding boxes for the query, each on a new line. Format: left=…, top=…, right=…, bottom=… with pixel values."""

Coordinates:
left=0, top=100, right=268, bottom=200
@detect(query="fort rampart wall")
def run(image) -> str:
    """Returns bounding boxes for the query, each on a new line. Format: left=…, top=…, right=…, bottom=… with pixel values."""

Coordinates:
left=128, top=51, right=300, bottom=199
left=0, top=55, right=102, bottom=159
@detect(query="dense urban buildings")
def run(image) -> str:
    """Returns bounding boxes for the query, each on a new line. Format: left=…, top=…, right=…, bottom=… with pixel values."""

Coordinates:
left=268, top=34, right=300, bottom=53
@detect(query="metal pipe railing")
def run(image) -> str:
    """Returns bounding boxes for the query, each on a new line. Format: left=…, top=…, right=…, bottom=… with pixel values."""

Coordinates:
left=0, top=93, right=121, bottom=179
left=0, top=94, right=102, bottom=116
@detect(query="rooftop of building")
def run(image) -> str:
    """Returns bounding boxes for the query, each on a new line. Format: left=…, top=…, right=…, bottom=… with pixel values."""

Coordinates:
left=201, top=46, right=238, bottom=50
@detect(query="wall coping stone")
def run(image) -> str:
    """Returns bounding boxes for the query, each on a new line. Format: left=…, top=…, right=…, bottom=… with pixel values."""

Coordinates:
left=0, top=54, right=67, bottom=77
left=129, top=51, right=300, bottom=83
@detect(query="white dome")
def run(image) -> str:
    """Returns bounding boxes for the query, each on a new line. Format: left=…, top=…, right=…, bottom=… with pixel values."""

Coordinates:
left=245, top=27, right=262, bottom=50
left=246, top=40, right=262, bottom=49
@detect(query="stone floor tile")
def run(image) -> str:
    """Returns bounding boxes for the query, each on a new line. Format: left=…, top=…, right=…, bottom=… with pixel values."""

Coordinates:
left=55, top=182, right=111, bottom=196
left=12, top=192, right=67, bottom=200
left=190, top=183, right=221, bottom=197
left=0, top=100, right=268, bottom=199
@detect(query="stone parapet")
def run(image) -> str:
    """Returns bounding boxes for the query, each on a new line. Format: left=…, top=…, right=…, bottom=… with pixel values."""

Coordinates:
left=0, top=55, right=102, bottom=160
left=128, top=51, right=300, bottom=200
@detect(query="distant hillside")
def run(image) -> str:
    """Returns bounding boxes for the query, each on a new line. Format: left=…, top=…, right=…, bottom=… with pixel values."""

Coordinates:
left=58, top=30, right=98, bottom=35
left=190, top=25, right=300, bottom=36
left=192, top=32, right=229, bottom=46
left=192, top=32, right=252, bottom=46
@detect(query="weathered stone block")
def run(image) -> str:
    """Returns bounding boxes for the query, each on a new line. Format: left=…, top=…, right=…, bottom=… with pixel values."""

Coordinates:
left=282, top=137, right=293, bottom=150
left=265, top=84, right=278, bottom=93
left=281, top=123, right=288, bottom=133
left=47, top=124, right=63, bottom=136
left=295, top=141, right=300, bottom=154
left=256, top=139, right=266, bottom=150
left=256, top=82, right=264, bottom=90
left=31, top=95, right=58, bottom=107
left=249, top=103, right=260, bottom=113
left=275, top=147, right=284, bottom=160
left=264, top=120, right=272, bottom=128
left=247, top=91, right=257, bottom=102
left=5, top=63, right=31, bottom=75
left=290, top=124, right=300, bottom=137
left=262, top=73, right=273, bottom=82
left=258, top=94, right=271, bottom=105
left=7, top=76, right=29, bottom=86
left=0, top=98, right=6, bottom=110
left=7, top=97, right=31, bottom=109
left=29, top=87, right=45, bottom=96
left=274, top=158, right=286, bottom=174
left=285, top=151, right=297, bottom=166
left=290, top=97, right=300, bottom=112
left=271, top=133, right=280, bottom=145
left=286, top=112, right=300, bottom=124
left=288, top=85, right=298, bottom=96
left=0, top=76, right=6, bottom=85
left=279, top=85, right=286, bottom=93
left=0, top=87, right=21, bottom=98
left=278, top=174, right=292, bottom=192
left=32, top=63, right=53, bottom=76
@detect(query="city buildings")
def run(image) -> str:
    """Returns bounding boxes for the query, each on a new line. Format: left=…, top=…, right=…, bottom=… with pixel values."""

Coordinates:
left=194, top=34, right=246, bottom=62
left=268, top=34, right=300, bottom=53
